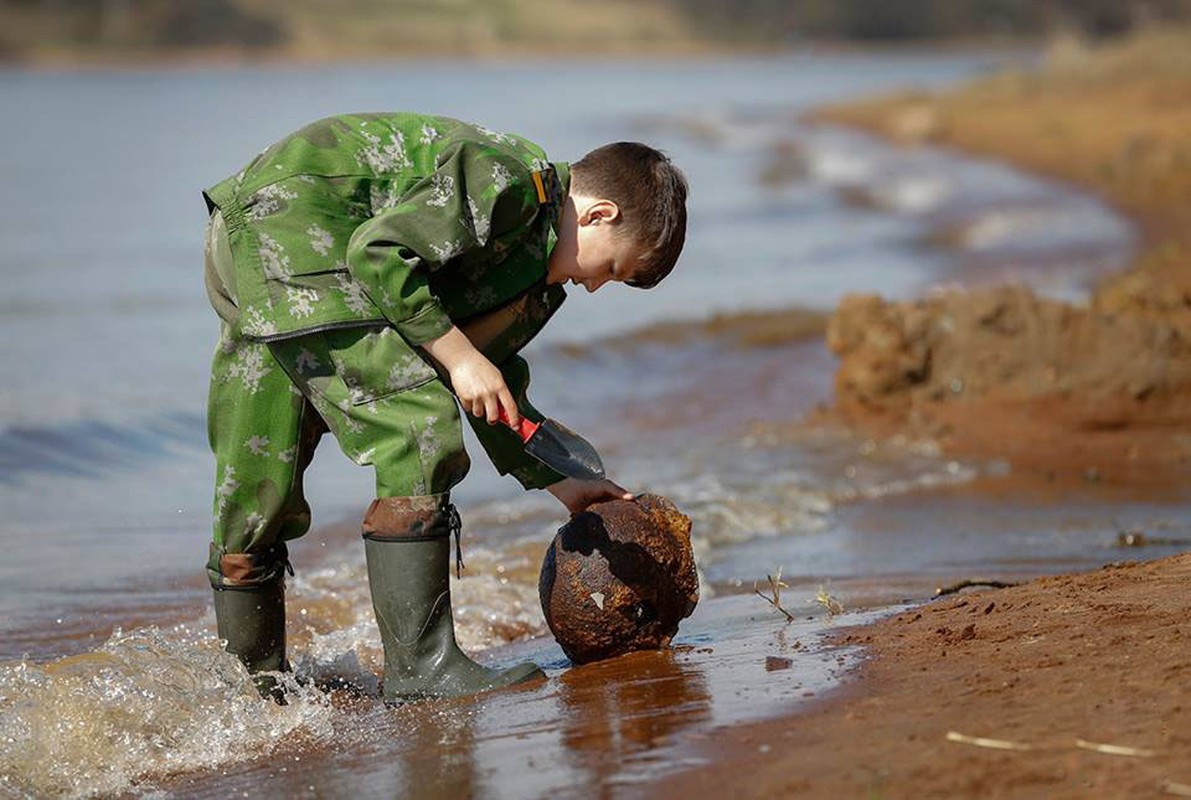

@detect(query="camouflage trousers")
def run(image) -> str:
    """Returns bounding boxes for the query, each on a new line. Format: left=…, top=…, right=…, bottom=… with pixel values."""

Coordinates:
left=205, top=323, right=471, bottom=589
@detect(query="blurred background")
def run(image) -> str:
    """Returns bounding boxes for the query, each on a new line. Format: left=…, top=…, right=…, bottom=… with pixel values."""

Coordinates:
left=3, top=0, right=1191, bottom=62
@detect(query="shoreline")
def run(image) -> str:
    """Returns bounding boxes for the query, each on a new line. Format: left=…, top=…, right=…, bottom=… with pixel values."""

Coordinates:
left=654, top=27, right=1191, bottom=799
left=667, top=552, right=1191, bottom=799
left=806, top=29, right=1191, bottom=491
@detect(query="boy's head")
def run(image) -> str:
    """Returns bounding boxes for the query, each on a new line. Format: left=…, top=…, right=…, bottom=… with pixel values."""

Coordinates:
left=547, top=142, right=688, bottom=293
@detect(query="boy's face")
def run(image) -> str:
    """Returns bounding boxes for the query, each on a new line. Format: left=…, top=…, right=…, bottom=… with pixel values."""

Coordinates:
left=547, top=196, right=647, bottom=293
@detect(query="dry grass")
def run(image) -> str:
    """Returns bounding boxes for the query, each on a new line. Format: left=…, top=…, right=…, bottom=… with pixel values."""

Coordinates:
left=814, top=585, right=843, bottom=616
left=3, top=0, right=709, bottom=63
left=239, top=0, right=702, bottom=57
left=753, top=568, right=795, bottom=622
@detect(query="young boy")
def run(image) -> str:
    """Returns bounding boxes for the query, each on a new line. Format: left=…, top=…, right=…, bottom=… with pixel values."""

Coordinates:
left=202, top=112, right=688, bottom=702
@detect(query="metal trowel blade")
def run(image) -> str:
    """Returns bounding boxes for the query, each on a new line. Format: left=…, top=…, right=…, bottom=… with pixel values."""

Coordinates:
left=526, top=418, right=606, bottom=481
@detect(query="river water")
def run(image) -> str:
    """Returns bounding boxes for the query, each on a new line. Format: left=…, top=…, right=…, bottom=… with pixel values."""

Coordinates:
left=1, top=53, right=1187, bottom=798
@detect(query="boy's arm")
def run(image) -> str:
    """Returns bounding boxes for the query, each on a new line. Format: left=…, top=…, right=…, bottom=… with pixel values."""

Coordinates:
left=468, top=359, right=633, bottom=506
left=345, top=142, right=541, bottom=347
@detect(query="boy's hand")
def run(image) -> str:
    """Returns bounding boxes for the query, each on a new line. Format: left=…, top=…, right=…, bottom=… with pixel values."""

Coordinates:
left=547, top=478, right=634, bottom=515
left=422, top=326, right=519, bottom=425
left=449, top=352, right=519, bottom=424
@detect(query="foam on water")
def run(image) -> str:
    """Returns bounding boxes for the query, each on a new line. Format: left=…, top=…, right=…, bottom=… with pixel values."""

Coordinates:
left=0, top=555, right=554, bottom=800
left=287, top=546, right=550, bottom=662
left=946, top=203, right=1132, bottom=253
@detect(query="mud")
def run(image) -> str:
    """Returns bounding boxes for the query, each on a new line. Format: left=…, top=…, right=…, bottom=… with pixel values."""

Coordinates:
left=666, top=553, right=1191, bottom=800
left=823, top=286, right=1191, bottom=486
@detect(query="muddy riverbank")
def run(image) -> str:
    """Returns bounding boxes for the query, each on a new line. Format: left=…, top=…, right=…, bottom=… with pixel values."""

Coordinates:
left=809, top=28, right=1191, bottom=488
left=668, top=552, right=1191, bottom=799
left=656, top=28, right=1191, bottom=799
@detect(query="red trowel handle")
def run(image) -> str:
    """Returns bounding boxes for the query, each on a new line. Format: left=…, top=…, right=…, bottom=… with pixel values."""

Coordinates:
left=497, top=408, right=540, bottom=443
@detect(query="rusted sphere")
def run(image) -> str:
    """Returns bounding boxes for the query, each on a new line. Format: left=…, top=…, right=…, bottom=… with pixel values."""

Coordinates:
left=539, top=494, right=699, bottom=665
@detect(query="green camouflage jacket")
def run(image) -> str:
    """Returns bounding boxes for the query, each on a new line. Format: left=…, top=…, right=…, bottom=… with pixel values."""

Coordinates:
left=203, top=112, right=572, bottom=489
left=203, top=111, right=568, bottom=344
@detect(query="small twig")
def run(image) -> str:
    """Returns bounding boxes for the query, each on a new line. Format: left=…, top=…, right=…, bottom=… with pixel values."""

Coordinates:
left=753, top=568, right=795, bottom=622
left=815, top=585, right=844, bottom=616
left=1163, top=780, right=1191, bottom=797
left=946, top=731, right=1163, bottom=759
left=1075, top=739, right=1156, bottom=758
left=935, top=579, right=1020, bottom=597
left=946, top=731, right=1033, bottom=752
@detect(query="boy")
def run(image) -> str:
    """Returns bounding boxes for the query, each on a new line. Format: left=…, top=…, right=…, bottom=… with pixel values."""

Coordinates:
left=202, top=112, right=688, bottom=702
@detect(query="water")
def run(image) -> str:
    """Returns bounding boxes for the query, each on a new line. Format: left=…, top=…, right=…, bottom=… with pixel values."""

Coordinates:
left=1, top=53, right=1183, bottom=798
left=0, top=52, right=1011, bottom=637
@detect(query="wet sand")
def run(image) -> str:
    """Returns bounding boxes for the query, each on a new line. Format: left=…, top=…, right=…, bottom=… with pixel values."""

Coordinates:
left=667, top=553, right=1191, bottom=799
left=661, top=29, right=1191, bottom=800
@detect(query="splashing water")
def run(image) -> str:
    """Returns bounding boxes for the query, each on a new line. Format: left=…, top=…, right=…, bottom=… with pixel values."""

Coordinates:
left=0, top=627, right=336, bottom=799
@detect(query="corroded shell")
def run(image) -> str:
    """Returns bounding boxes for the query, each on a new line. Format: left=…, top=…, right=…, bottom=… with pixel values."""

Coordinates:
left=539, top=494, right=698, bottom=665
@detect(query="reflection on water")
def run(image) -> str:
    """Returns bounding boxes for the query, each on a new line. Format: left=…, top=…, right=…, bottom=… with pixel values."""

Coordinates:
left=555, top=650, right=713, bottom=788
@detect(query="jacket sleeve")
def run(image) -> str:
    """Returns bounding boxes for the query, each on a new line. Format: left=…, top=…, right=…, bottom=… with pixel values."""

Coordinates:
left=345, top=142, right=541, bottom=346
left=464, top=355, right=566, bottom=490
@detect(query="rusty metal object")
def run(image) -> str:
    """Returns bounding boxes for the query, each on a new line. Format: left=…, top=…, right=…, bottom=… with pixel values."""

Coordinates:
left=539, top=494, right=699, bottom=665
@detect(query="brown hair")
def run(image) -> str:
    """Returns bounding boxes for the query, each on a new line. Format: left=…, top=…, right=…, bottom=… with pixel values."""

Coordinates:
left=570, top=142, right=688, bottom=289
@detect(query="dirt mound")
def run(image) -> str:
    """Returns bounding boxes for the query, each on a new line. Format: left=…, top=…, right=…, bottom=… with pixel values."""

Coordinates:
left=826, top=286, right=1191, bottom=484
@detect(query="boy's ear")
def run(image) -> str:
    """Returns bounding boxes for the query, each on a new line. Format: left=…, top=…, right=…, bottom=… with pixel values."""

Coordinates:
left=578, top=199, right=621, bottom=226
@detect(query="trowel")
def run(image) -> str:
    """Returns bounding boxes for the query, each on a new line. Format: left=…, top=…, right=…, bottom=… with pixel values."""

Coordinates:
left=498, top=409, right=606, bottom=481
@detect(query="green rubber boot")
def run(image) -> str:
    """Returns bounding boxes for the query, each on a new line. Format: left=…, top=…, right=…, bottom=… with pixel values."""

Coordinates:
left=213, top=580, right=288, bottom=702
left=363, top=496, right=545, bottom=703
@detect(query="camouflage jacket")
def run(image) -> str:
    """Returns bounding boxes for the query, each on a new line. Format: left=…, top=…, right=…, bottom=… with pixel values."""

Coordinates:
left=203, top=112, right=573, bottom=489
left=203, top=111, right=568, bottom=344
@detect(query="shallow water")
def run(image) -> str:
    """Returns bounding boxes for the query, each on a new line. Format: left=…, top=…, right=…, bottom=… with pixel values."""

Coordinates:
left=1, top=51, right=1015, bottom=648
left=0, top=53, right=1008, bottom=637
left=2, top=53, right=1186, bottom=798
left=145, top=597, right=885, bottom=800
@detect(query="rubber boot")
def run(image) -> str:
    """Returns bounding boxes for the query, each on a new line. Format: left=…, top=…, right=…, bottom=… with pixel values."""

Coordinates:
left=365, top=533, right=545, bottom=703
left=213, top=580, right=288, bottom=703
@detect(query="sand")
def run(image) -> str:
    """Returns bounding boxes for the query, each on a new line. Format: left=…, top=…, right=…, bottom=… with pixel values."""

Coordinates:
left=667, top=553, right=1191, bottom=799
left=652, top=29, right=1191, bottom=799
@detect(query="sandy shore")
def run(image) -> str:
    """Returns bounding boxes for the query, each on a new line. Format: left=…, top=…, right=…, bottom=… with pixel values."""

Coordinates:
left=650, top=29, right=1191, bottom=799
left=668, top=553, right=1191, bottom=799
